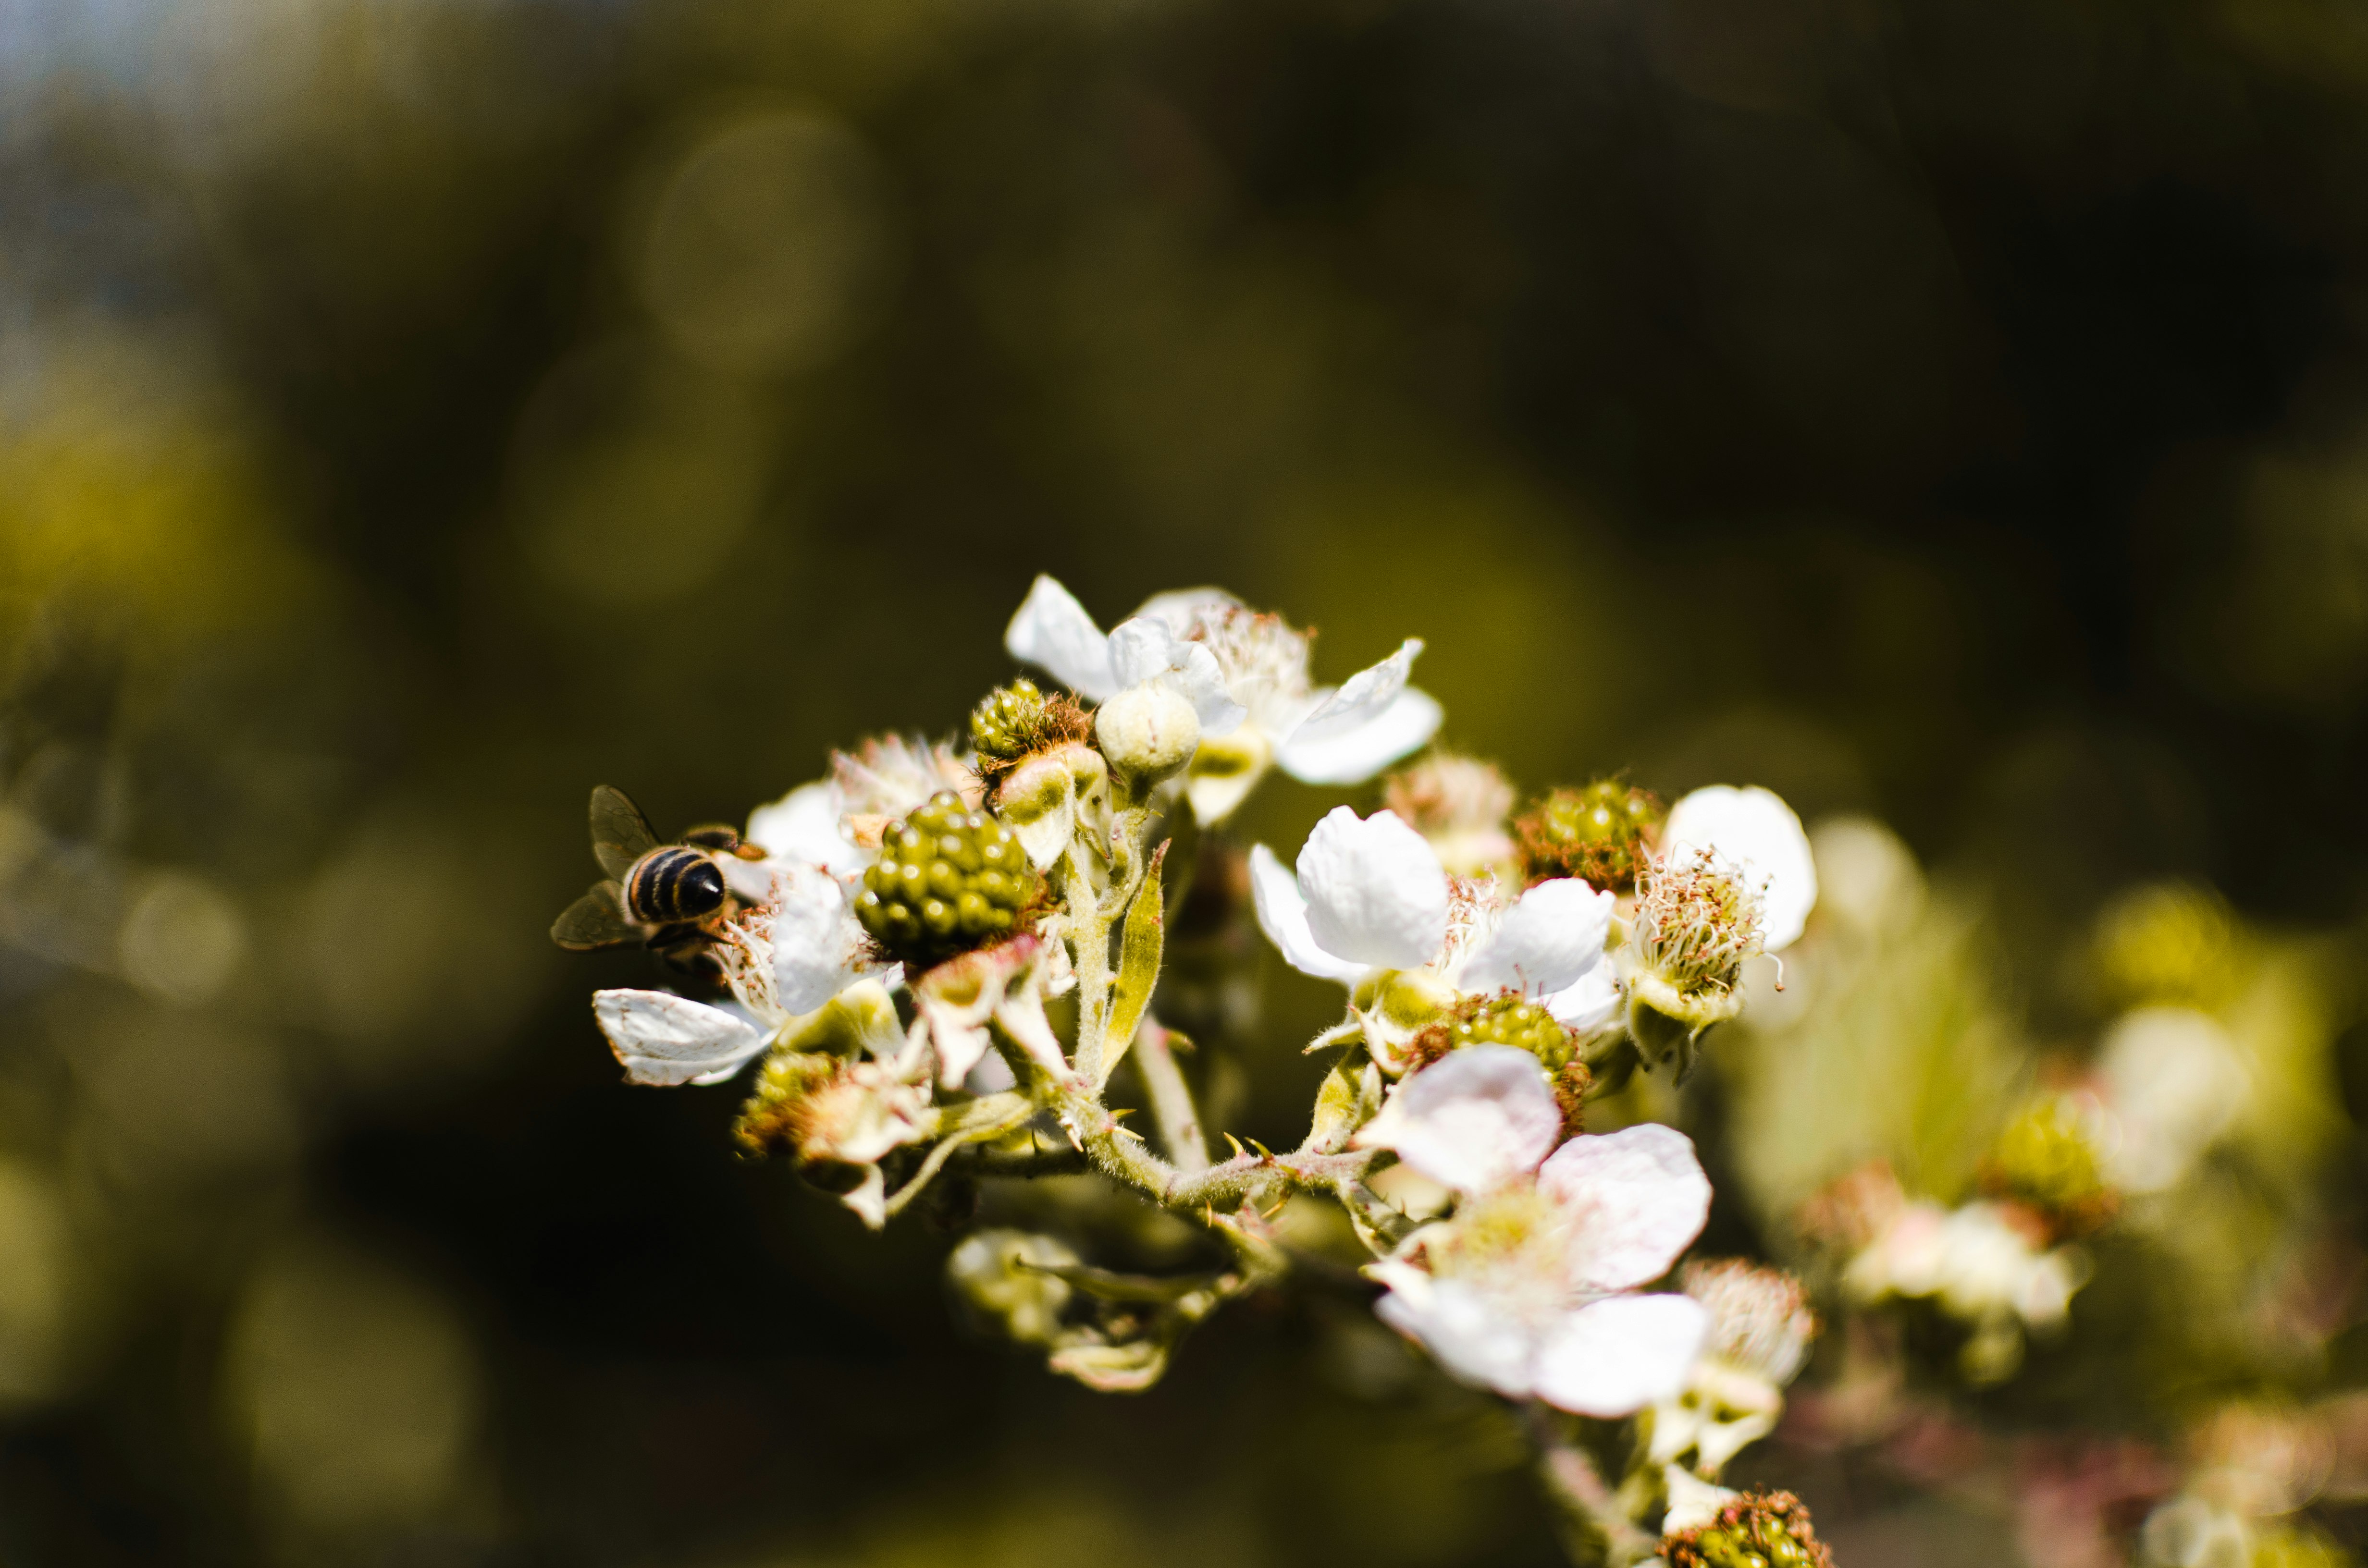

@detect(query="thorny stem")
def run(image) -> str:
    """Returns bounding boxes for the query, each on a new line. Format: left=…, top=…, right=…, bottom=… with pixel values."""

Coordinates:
left=1133, top=1020, right=1209, bottom=1173
left=1055, top=1085, right=1380, bottom=1212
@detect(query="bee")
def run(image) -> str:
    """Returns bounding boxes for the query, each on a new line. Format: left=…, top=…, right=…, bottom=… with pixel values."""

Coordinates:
left=550, top=785, right=768, bottom=967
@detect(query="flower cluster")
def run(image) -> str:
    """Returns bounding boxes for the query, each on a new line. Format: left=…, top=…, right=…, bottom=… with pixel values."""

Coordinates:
left=551, top=576, right=1832, bottom=1565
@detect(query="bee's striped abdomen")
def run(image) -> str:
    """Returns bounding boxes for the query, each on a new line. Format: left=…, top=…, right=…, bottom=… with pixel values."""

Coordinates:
left=624, top=847, right=727, bottom=924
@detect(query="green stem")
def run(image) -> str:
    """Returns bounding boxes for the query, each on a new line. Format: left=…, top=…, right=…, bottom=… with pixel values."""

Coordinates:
left=1133, top=1021, right=1209, bottom=1173
left=1055, top=1087, right=1378, bottom=1213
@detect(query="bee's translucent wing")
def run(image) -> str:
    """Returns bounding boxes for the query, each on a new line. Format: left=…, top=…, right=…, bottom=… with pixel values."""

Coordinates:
left=589, top=785, right=661, bottom=880
left=551, top=881, right=640, bottom=949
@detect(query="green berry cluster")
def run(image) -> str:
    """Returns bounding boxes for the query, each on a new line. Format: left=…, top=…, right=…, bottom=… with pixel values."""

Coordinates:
left=1515, top=779, right=1663, bottom=892
left=969, top=680, right=1092, bottom=780
left=854, top=792, right=1037, bottom=968
left=1666, top=1493, right=1832, bottom=1568
left=1407, top=992, right=1579, bottom=1079
left=1450, top=992, right=1577, bottom=1067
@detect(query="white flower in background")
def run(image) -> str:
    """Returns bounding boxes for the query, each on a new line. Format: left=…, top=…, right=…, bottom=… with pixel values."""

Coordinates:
left=744, top=735, right=980, bottom=883
left=2092, top=1006, right=2249, bottom=1195
left=1004, top=575, right=1441, bottom=821
left=592, top=863, right=898, bottom=1087
left=1352, top=1046, right=1713, bottom=1415
left=1646, top=1260, right=1818, bottom=1478
left=1845, top=1196, right=2088, bottom=1380
left=1660, top=785, right=1818, bottom=952
left=1384, top=749, right=1518, bottom=878
left=1250, top=807, right=1619, bottom=1061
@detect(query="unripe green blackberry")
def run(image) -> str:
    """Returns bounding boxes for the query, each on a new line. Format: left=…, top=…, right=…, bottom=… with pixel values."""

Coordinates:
left=1406, top=991, right=1579, bottom=1080
left=969, top=680, right=1093, bottom=784
left=1666, top=1492, right=1833, bottom=1568
left=854, top=791, right=1037, bottom=968
left=1448, top=992, right=1576, bottom=1068
left=1516, top=780, right=1662, bottom=892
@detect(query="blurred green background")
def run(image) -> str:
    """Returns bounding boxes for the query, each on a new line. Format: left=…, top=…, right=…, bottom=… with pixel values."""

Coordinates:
left=9, top=0, right=2368, bottom=1561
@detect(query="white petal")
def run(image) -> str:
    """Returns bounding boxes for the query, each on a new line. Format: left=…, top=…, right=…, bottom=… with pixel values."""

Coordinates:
left=1277, top=686, right=1443, bottom=785
left=1005, top=575, right=1119, bottom=699
left=1374, top=1273, right=1542, bottom=1399
left=1538, top=1124, right=1713, bottom=1293
left=1108, top=618, right=1247, bottom=735
left=1663, top=785, right=1818, bottom=952
left=1533, top=1294, right=1709, bottom=1417
left=1131, top=585, right=1243, bottom=630
left=746, top=780, right=867, bottom=877
left=765, top=862, right=872, bottom=1015
left=1290, top=638, right=1422, bottom=744
left=1165, top=642, right=1247, bottom=735
left=1543, top=966, right=1621, bottom=1031
left=1296, top=807, right=1449, bottom=969
left=1460, top=879, right=1616, bottom=996
left=593, top=990, right=768, bottom=1087
left=1248, top=844, right=1367, bottom=984
left=1352, top=1044, right=1562, bottom=1192
left=1107, top=615, right=1185, bottom=687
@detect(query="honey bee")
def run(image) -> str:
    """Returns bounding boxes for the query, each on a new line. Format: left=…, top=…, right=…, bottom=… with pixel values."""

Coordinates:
left=550, top=785, right=767, bottom=967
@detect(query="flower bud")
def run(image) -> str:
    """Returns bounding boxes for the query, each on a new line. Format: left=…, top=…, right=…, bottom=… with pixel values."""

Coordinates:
left=1516, top=779, right=1663, bottom=893
left=1095, top=682, right=1201, bottom=787
left=993, top=742, right=1109, bottom=871
left=946, top=1228, right=1079, bottom=1346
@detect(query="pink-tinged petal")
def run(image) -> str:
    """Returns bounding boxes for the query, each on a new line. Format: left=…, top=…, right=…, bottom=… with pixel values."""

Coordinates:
left=1295, top=807, right=1449, bottom=969
left=1248, top=845, right=1369, bottom=984
left=1277, top=685, right=1443, bottom=785
left=593, top=990, right=768, bottom=1087
left=1533, top=1293, right=1709, bottom=1417
left=1352, top=1045, right=1562, bottom=1192
left=1004, top=575, right=1119, bottom=699
left=1461, top=878, right=1616, bottom=996
left=1539, top=1124, right=1713, bottom=1293
left=1663, top=785, right=1817, bottom=952
left=1374, top=1274, right=1542, bottom=1399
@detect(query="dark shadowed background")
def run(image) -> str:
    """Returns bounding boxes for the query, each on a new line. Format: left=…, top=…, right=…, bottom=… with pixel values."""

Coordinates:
left=6, top=0, right=2368, bottom=1561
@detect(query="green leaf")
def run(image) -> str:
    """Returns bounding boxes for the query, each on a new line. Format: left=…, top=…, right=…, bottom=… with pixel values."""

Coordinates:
left=1100, top=839, right=1167, bottom=1085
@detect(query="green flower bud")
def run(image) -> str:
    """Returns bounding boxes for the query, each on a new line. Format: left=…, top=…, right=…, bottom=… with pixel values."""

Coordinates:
left=1515, top=779, right=1663, bottom=892
left=854, top=791, right=1039, bottom=968
left=1665, top=1491, right=1834, bottom=1568
left=1095, top=683, right=1200, bottom=788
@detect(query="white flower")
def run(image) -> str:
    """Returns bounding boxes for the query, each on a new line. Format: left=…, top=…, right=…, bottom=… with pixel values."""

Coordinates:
left=592, top=863, right=898, bottom=1088
left=1354, top=1048, right=1714, bottom=1416
left=1845, top=1199, right=2087, bottom=1331
left=2092, top=1006, right=2248, bottom=1195
left=1004, top=575, right=1442, bottom=821
left=1647, top=1260, right=1817, bottom=1478
left=1661, top=786, right=1818, bottom=952
left=1249, top=806, right=1617, bottom=1034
